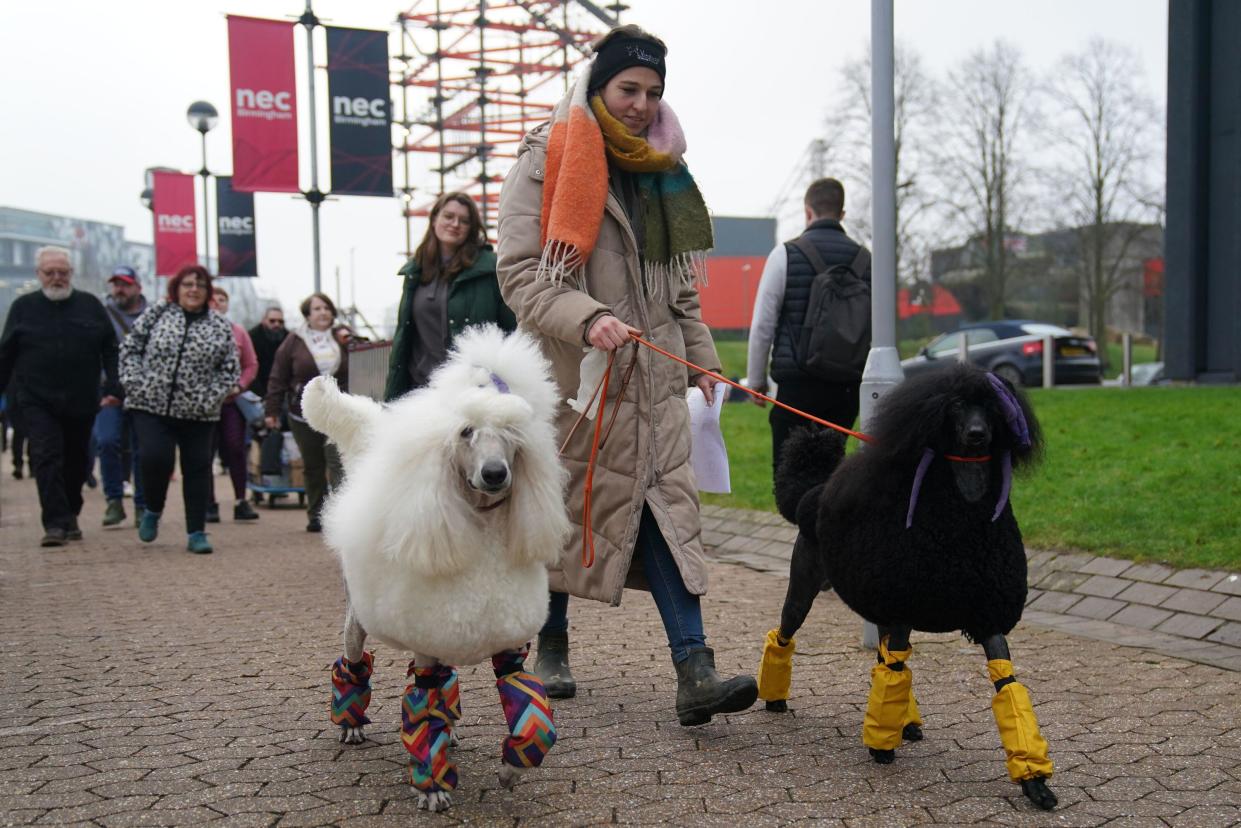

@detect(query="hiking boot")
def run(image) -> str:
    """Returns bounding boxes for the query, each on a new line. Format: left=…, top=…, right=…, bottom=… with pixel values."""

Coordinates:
left=102, top=499, right=126, bottom=527
left=41, top=528, right=68, bottom=548
left=306, top=516, right=322, bottom=533
left=138, top=510, right=161, bottom=543
left=187, top=531, right=214, bottom=554
left=66, top=518, right=83, bottom=541
left=534, top=631, right=577, bottom=699
left=674, top=647, right=759, bottom=726
left=234, top=500, right=259, bottom=521
left=205, top=503, right=220, bottom=523
left=133, top=508, right=144, bottom=529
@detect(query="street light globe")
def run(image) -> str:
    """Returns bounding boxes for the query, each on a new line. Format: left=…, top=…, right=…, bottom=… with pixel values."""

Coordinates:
left=186, top=100, right=219, bottom=133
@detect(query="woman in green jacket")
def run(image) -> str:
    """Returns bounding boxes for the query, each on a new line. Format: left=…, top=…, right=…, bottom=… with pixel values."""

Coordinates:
left=384, top=192, right=517, bottom=401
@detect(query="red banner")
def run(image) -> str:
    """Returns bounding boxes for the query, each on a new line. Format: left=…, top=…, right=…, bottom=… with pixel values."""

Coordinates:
left=228, top=16, right=299, bottom=193
left=152, top=172, right=198, bottom=277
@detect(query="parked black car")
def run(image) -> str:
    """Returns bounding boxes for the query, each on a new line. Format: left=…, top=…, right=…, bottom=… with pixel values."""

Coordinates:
left=901, top=320, right=1102, bottom=387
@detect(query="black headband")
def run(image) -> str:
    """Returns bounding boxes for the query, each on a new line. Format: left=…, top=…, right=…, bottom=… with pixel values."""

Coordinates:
left=589, top=36, right=666, bottom=91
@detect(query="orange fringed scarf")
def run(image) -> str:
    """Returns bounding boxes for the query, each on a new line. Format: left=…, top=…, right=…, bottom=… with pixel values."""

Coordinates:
left=538, top=69, right=711, bottom=295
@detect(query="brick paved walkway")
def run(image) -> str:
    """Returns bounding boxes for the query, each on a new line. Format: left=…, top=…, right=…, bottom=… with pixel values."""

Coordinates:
left=701, top=505, right=1241, bottom=672
left=3, top=474, right=1241, bottom=826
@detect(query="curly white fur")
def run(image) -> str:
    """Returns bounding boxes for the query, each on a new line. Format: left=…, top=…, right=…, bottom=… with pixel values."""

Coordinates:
left=302, top=326, right=570, bottom=666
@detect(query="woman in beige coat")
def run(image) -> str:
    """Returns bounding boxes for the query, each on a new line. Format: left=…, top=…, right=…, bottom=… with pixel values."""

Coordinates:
left=496, top=24, right=757, bottom=726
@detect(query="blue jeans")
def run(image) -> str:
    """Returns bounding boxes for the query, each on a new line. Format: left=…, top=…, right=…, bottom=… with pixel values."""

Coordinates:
left=542, top=505, right=706, bottom=663
left=93, top=405, right=144, bottom=509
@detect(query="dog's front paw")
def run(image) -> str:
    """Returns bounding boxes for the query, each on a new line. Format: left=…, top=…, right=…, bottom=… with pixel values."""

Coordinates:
left=450, top=727, right=460, bottom=747
left=1020, top=776, right=1057, bottom=811
left=868, top=747, right=895, bottom=764
left=497, top=762, right=527, bottom=790
left=338, top=725, right=365, bottom=745
left=417, top=791, right=452, bottom=812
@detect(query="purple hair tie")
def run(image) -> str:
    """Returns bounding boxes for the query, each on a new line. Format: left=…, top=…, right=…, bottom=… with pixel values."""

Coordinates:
left=905, top=448, right=935, bottom=529
left=490, top=373, right=510, bottom=394
left=986, top=373, right=1031, bottom=449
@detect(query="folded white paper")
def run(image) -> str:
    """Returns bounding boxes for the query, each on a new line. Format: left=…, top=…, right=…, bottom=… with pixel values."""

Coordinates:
left=687, top=381, right=730, bottom=494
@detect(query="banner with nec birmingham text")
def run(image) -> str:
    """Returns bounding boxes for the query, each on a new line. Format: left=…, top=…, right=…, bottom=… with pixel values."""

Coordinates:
left=152, top=172, right=198, bottom=277
left=326, top=27, right=394, bottom=196
left=215, top=177, right=257, bottom=277
left=227, top=16, right=299, bottom=193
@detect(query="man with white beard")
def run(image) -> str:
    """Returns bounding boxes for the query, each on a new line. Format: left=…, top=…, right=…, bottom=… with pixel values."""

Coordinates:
left=0, top=246, right=120, bottom=547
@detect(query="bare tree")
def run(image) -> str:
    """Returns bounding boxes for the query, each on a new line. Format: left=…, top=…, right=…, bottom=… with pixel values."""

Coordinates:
left=1049, top=38, right=1163, bottom=359
left=937, top=41, right=1035, bottom=318
left=827, top=41, right=939, bottom=284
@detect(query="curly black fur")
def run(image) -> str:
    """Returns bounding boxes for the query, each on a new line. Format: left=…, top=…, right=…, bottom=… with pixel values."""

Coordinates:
left=773, top=426, right=846, bottom=524
left=785, top=364, right=1043, bottom=642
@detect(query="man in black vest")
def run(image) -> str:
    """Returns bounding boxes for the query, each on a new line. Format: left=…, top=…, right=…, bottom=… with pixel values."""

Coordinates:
left=745, top=178, right=870, bottom=476
left=0, top=246, right=120, bottom=547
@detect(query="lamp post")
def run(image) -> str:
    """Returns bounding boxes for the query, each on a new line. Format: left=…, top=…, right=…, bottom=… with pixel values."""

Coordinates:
left=186, top=101, right=219, bottom=269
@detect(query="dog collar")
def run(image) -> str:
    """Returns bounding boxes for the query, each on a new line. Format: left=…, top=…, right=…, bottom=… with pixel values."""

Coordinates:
left=906, top=449, right=1011, bottom=529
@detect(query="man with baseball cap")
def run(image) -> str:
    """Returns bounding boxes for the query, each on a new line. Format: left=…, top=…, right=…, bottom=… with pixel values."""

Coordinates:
left=94, top=265, right=149, bottom=527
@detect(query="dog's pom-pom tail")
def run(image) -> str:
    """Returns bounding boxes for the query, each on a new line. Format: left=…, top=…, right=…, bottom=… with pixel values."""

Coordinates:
left=774, top=427, right=847, bottom=524
left=757, top=628, right=795, bottom=703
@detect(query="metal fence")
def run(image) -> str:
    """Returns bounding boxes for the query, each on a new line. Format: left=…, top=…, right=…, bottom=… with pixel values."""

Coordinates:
left=347, top=340, right=392, bottom=401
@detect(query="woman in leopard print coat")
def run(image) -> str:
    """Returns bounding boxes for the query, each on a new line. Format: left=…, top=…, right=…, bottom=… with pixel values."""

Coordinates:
left=120, top=265, right=239, bottom=554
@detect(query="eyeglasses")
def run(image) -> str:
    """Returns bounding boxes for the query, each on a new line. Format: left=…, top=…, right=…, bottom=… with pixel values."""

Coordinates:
left=38, top=268, right=72, bottom=277
left=180, top=281, right=207, bottom=290
left=436, top=214, right=470, bottom=227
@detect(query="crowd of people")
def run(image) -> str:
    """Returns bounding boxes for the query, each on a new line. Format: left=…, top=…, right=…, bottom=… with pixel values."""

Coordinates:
left=0, top=22, right=873, bottom=727
left=0, top=250, right=364, bottom=553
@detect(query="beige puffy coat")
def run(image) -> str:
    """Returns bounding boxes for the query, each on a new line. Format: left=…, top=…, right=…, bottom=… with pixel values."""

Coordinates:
left=496, top=124, right=721, bottom=606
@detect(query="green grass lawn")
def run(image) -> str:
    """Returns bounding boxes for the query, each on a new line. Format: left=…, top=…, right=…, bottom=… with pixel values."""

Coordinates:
left=700, top=376, right=1241, bottom=570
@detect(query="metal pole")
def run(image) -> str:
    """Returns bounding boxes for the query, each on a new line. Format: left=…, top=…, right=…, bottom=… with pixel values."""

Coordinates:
left=858, top=0, right=901, bottom=651
left=957, top=331, right=970, bottom=364
left=1122, top=332, right=1133, bottom=386
left=401, top=18, right=414, bottom=258
left=200, top=132, right=211, bottom=269
left=1043, top=334, right=1055, bottom=388
left=303, top=0, right=322, bottom=293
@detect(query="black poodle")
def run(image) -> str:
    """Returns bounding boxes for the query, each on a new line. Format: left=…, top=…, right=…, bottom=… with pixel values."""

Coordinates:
left=756, top=363, right=1057, bottom=811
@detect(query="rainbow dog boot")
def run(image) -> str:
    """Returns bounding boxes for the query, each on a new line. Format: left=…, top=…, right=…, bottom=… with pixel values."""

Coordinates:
left=862, top=637, right=924, bottom=763
left=330, top=651, right=373, bottom=745
left=402, top=662, right=460, bottom=812
left=492, top=645, right=557, bottom=790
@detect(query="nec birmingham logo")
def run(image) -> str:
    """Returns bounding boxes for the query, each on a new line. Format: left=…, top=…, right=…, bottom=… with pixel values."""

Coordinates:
left=332, top=95, right=388, bottom=127
left=218, top=216, right=254, bottom=237
left=157, top=214, right=195, bottom=235
left=235, top=88, right=294, bottom=121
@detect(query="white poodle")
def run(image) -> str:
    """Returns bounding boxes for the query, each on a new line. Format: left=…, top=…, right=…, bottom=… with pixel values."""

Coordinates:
left=301, top=325, right=570, bottom=812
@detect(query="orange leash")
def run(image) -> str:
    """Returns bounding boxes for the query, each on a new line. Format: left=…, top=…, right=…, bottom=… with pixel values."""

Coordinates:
left=571, top=335, right=990, bottom=567
left=630, top=335, right=874, bottom=444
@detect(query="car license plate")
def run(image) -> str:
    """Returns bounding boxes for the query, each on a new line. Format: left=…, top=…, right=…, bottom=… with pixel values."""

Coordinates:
left=1060, top=346, right=1087, bottom=356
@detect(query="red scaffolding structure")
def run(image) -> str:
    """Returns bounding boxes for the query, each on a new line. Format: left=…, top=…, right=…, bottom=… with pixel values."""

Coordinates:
left=394, top=1, right=622, bottom=250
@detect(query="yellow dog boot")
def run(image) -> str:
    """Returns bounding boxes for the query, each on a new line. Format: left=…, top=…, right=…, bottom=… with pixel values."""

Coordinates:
left=862, top=638, right=920, bottom=763
left=757, top=628, right=795, bottom=711
left=988, top=659, right=1057, bottom=810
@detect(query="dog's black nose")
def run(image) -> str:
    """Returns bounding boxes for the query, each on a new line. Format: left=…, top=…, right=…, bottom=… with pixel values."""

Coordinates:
left=966, top=424, right=989, bottom=445
left=481, top=461, right=509, bottom=488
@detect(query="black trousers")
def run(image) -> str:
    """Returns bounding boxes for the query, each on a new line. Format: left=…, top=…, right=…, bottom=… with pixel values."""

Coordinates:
left=22, top=403, right=94, bottom=531
left=132, top=411, right=216, bottom=534
left=770, top=381, right=860, bottom=477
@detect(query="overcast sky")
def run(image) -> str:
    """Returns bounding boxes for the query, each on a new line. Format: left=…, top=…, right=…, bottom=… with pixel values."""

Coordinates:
left=1, top=0, right=1167, bottom=332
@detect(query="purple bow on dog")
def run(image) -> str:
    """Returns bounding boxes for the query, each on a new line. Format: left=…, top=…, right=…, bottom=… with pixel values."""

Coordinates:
left=489, top=373, right=510, bottom=394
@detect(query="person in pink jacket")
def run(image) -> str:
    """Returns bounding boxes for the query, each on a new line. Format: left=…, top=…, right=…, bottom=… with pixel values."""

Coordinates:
left=208, top=287, right=260, bottom=522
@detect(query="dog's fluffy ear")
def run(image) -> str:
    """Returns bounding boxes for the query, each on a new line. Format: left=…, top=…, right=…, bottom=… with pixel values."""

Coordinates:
left=301, top=376, right=382, bottom=464
left=505, top=418, right=570, bottom=567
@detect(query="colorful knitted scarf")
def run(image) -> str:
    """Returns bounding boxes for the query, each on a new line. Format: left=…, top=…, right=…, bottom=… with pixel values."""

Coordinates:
left=539, top=69, right=712, bottom=299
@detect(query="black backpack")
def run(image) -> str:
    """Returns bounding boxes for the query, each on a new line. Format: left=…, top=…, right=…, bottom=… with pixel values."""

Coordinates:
left=785, top=236, right=872, bottom=384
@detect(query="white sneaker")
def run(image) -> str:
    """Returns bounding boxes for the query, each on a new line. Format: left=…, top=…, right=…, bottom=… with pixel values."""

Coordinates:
left=122, top=481, right=134, bottom=498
